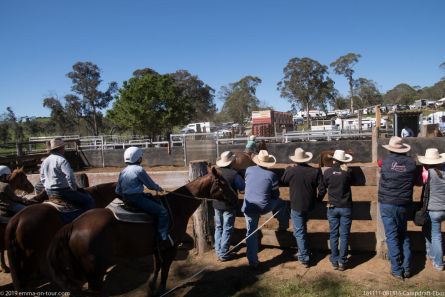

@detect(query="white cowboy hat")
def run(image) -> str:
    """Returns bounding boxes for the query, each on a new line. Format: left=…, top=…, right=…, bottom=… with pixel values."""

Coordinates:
left=417, top=148, right=445, bottom=165
left=249, top=135, right=256, bottom=141
left=332, top=150, right=353, bottom=163
left=216, top=151, right=235, bottom=167
left=382, top=136, right=411, bottom=153
left=252, top=150, right=276, bottom=168
left=289, top=148, right=313, bottom=163
left=49, top=138, right=65, bottom=151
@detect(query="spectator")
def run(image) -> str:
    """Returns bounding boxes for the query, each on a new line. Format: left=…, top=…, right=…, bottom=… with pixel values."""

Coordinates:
left=401, top=126, right=414, bottom=138
left=378, top=136, right=419, bottom=279
left=318, top=150, right=354, bottom=271
left=281, top=148, right=323, bottom=268
left=214, top=151, right=245, bottom=262
left=417, top=148, right=445, bottom=271
left=242, top=150, right=289, bottom=269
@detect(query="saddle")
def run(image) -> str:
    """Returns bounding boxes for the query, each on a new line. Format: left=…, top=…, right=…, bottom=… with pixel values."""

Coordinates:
left=107, top=198, right=154, bottom=223
left=43, top=196, right=80, bottom=213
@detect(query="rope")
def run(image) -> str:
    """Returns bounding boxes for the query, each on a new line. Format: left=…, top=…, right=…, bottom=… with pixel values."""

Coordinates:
left=159, top=209, right=281, bottom=297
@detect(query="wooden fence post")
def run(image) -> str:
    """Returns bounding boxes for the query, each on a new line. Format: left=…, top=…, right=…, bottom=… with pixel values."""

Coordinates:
left=189, top=160, right=214, bottom=254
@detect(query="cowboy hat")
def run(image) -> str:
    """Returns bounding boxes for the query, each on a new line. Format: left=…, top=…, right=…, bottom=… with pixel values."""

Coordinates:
left=49, top=138, right=65, bottom=151
left=216, top=151, right=236, bottom=167
left=332, top=150, right=353, bottom=163
left=417, top=148, right=445, bottom=165
left=249, top=135, right=256, bottom=141
left=382, top=136, right=411, bottom=153
left=289, top=148, right=313, bottom=163
left=252, top=150, right=276, bottom=168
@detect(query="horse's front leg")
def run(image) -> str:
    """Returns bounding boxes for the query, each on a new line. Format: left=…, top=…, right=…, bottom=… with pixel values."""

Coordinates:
left=159, top=248, right=177, bottom=293
left=0, top=250, right=10, bottom=273
left=149, top=253, right=161, bottom=292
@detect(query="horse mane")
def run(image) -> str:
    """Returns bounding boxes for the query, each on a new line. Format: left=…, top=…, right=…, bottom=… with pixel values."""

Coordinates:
left=8, top=167, right=24, bottom=181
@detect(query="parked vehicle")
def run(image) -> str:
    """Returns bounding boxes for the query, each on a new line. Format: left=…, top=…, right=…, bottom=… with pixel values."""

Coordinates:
left=252, top=110, right=293, bottom=137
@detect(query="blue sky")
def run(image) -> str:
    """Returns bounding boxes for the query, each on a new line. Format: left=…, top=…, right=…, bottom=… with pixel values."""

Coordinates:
left=0, top=0, right=444, bottom=118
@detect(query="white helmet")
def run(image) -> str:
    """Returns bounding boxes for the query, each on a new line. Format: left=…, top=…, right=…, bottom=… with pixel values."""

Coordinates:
left=124, top=147, right=143, bottom=163
left=0, top=165, right=11, bottom=177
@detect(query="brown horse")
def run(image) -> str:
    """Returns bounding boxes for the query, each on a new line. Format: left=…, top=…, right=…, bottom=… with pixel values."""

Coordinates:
left=0, top=167, right=35, bottom=272
left=5, top=181, right=118, bottom=290
left=231, top=151, right=255, bottom=172
left=47, top=167, right=237, bottom=295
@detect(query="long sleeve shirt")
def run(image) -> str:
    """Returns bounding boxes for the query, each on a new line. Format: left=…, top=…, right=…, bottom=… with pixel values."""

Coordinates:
left=116, top=164, right=161, bottom=195
left=40, top=153, right=78, bottom=191
left=281, top=164, right=323, bottom=212
left=242, top=166, right=279, bottom=215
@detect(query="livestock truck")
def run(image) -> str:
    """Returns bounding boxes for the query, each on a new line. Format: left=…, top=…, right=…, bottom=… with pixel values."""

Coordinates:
left=251, top=110, right=293, bottom=137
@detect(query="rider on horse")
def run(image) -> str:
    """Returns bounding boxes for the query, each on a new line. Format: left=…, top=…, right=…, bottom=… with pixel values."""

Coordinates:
left=115, top=146, right=173, bottom=250
left=0, top=165, right=34, bottom=217
left=40, top=138, right=94, bottom=210
left=245, top=135, right=257, bottom=155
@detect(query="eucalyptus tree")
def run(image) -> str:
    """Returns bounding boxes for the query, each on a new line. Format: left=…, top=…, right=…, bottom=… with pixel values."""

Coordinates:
left=330, top=53, right=361, bottom=113
left=277, top=57, right=335, bottom=126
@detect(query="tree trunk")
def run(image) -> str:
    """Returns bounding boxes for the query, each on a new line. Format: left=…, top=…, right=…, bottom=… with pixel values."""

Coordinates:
left=190, top=160, right=214, bottom=254
left=349, top=78, right=354, bottom=114
left=306, top=102, right=310, bottom=129
left=92, top=105, right=98, bottom=136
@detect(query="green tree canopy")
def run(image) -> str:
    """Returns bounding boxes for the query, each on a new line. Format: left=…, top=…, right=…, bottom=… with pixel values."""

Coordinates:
left=219, top=76, right=261, bottom=124
left=43, top=97, right=75, bottom=135
left=107, top=73, right=194, bottom=138
left=354, top=78, right=382, bottom=108
left=330, top=53, right=361, bottom=112
left=277, top=57, right=335, bottom=125
left=168, top=70, right=216, bottom=121
left=67, top=62, right=117, bottom=136
left=383, top=83, right=418, bottom=105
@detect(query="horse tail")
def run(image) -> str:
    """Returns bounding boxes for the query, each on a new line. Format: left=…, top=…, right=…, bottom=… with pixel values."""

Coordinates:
left=47, top=224, right=84, bottom=292
left=6, top=216, right=26, bottom=290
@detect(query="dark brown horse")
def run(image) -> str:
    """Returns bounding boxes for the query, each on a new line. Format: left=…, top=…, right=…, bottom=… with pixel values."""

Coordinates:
left=231, top=151, right=255, bottom=172
left=47, top=167, right=237, bottom=295
left=6, top=181, right=118, bottom=290
left=0, top=167, right=35, bottom=272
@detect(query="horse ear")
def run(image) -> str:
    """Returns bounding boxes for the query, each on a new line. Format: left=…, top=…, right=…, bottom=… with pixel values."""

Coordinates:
left=211, top=166, right=220, bottom=177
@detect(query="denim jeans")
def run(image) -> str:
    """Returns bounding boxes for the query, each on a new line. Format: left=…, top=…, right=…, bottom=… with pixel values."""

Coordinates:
left=47, top=188, right=95, bottom=210
left=214, top=208, right=236, bottom=260
left=290, top=210, right=310, bottom=263
left=9, top=202, right=26, bottom=214
left=423, top=210, right=445, bottom=269
left=122, top=193, right=169, bottom=240
left=327, top=207, right=352, bottom=265
left=244, top=198, right=289, bottom=265
left=380, top=203, right=411, bottom=276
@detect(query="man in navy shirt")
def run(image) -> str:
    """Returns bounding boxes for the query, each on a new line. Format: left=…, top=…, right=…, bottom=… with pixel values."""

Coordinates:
left=242, top=150, right=289, bottom=268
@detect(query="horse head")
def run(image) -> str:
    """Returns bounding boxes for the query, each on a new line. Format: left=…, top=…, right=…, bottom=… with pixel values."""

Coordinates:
left=8, top=167, right=34, bottom=194
left=209, top=167, right=238, bottom=206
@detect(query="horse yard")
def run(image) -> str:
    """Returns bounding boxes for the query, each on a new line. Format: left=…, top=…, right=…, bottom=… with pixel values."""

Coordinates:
left=0, top=163, right=444, bottom=297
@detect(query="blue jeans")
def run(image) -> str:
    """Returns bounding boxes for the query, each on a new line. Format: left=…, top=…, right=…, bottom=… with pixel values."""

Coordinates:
left=214, top=208, right=236, bottom=260
left=244, top=198, right=289, bottom=265
left=9, top=202, right=26, bottom=214
left=123, top=193, right=169, bottom=241
left=291, top=210, right=310, bottom=263
left=423, top=210, right=445, bottom=269
left=380, top=203, right=411, bottom=276
left=327, top=207, right=352, bottom=265
left=47, top=188, right=95, bottom=210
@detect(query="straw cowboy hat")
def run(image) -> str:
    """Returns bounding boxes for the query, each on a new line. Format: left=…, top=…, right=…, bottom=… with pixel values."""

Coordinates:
left=332, top=150, right=353, bottom=163
left=252, top=150, right=276, bottom=168
left=382, top=136, right=411, bottom=153
left=289, top=148, right=313, bottom=163
left=216, top=151, right=236, bottom=167
left=49, top=138, right=65, bottom=151
left=417, top=148, right=445, bottom=165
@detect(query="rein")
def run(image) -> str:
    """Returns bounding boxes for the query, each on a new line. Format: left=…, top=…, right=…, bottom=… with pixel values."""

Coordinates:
left=163, top=190, right=217, bottom=201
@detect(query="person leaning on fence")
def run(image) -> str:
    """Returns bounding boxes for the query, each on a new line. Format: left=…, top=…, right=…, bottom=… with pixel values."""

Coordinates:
left=281, top=148, right=323, bottom=268
left=116, top=146, right=174, bottom=250
left=213, top=151, right=245, bottom=262
left=0, top=165, right=35, bottom=217
left=242, top=150, right=289, bottom=269
left=318, top=150, right=353, bottom=271
left=417, top=148, right=445, bottom=272
left=40, top=138, right=94, bottom=211
left=245, top=135, right=257, bottom=155
left=378, top=136, right=421, bottom=280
